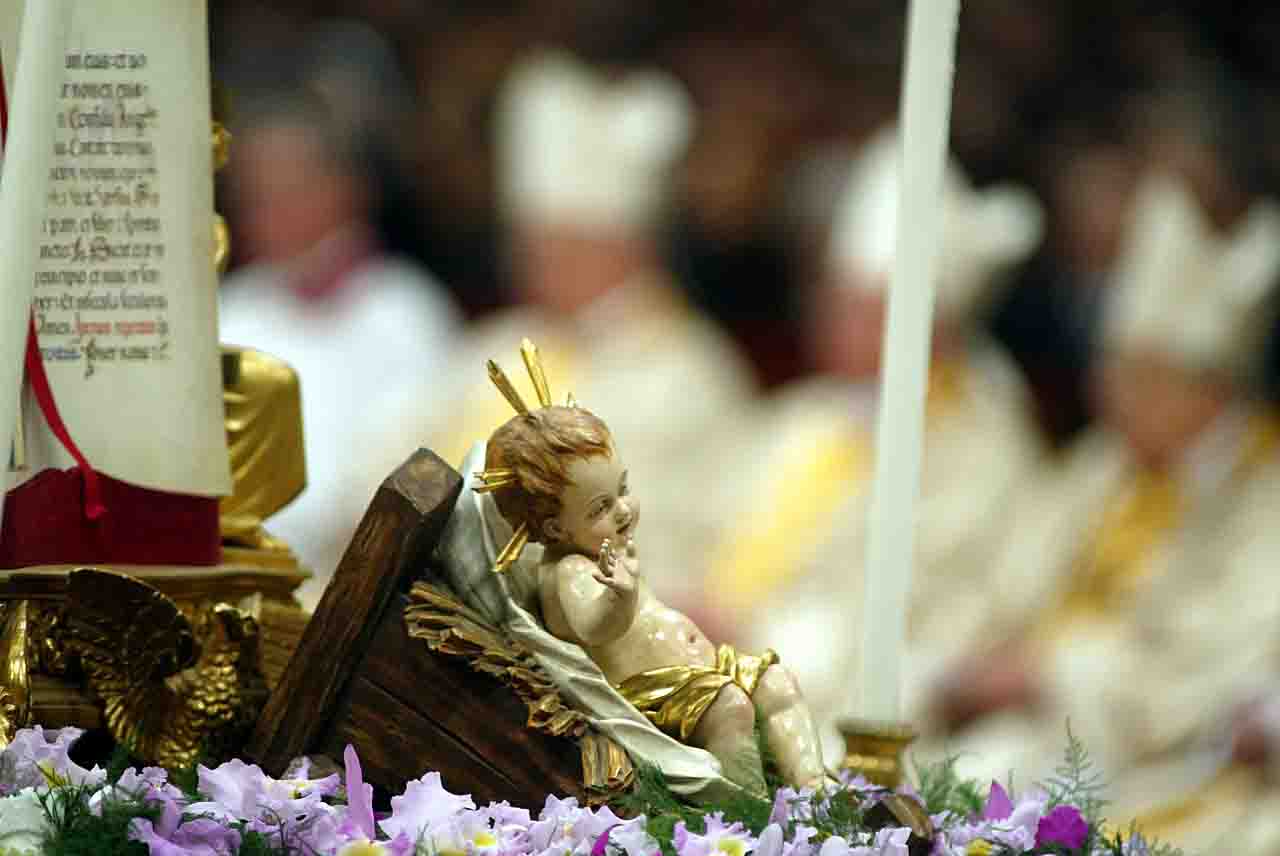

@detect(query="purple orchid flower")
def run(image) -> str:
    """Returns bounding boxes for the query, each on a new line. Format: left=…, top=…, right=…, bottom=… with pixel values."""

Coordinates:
left=981, top=782, right=1014, bottom=821
left=0, top=725, right=106, bottom=792
left=378, top=767, right=475, bottom=842
left=343, top=744, right=377, bottom=840
left=330, top=745, right=412, bottom=856
left=128, top=798, right=242, bottom=856
left=593, top=822, right=622, bottom=856
left=1036, top=804, right=1088, bottom=849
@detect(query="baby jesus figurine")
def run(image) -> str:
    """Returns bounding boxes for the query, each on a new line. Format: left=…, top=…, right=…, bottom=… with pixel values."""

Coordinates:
left=477, top=343, right=826, bottom=792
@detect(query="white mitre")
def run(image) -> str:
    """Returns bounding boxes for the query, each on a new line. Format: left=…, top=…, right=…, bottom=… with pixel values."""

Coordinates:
left=495, top=49, right=693, bottom=231
left=1104, top=172, right=1280, bottom=379
left=827, top=126, right=1043, bottom=322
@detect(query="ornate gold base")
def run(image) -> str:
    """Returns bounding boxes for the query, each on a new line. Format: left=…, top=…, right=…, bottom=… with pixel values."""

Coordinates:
left=837, top=718, right=918, bottom=789
left=0, top=562, right=312, bottom=759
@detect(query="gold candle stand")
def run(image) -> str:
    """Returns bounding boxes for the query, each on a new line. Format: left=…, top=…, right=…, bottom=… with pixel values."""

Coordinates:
left=838, top=719, right=934, bottom=852
left=837, top=718, right=918, bottom=789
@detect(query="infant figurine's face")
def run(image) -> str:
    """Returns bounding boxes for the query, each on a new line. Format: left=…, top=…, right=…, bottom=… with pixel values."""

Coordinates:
left=546, top=452, right=639, bottom=557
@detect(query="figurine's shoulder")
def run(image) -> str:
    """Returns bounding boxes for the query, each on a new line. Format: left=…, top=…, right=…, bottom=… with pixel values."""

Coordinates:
left=551, top=551, right=598, bottom=581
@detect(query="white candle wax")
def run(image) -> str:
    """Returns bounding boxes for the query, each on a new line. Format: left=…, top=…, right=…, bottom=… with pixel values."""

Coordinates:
left=857, top=0, right=960, bottom=722
left=0, top=1, right=70, bottom=520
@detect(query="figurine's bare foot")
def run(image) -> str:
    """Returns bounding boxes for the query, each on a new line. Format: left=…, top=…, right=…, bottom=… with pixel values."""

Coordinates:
left=755, top=665, right=826, bottom=788
left=692, top=684, right=766, bottom=795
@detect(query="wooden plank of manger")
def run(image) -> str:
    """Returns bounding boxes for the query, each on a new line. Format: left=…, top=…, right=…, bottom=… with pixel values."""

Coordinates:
left=316, top=597, right=584, bottom=805
left=245, top=448, right=596, bottom=808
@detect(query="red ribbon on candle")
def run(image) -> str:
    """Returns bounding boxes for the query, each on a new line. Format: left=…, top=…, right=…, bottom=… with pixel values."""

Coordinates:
left=23, top=314, right=106, bottom=519
left=1, top=46, right=105, bottom=520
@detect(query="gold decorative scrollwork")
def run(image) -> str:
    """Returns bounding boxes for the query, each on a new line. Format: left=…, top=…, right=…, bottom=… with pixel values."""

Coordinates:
left=24, top=600, right=71, bottom=678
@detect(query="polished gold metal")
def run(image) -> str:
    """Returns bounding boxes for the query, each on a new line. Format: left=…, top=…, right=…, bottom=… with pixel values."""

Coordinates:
left=214, top=214, right=232, bottom=274
left=212, top=121, right=231, bottom=172
left=0, top=601, right=31, bottom=746
left=520, top=338, right=553, bottom=407
left=493, top=522, right=529, bottom=574
left=220, top=347, right=307, bottom=559
left=838, top=718, right=919, bottom=789
left=62, top=568, right=267, bottom=768
left=487, top=359, right=530, bottom=415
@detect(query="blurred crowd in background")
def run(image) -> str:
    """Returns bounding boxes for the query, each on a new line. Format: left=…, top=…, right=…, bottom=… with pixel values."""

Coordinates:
left=208, top=3, right=1280, bottom=852
left=211, top=0, right=1280, bottom=445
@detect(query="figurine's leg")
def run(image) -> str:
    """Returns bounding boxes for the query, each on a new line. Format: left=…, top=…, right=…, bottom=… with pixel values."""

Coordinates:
left=690, top=684, right=766, bottom=794
left=754, top=665, right=827, bottom=788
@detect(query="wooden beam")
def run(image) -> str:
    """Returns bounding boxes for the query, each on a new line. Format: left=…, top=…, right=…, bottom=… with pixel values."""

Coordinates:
left=245, top=449, right=461, bottom=774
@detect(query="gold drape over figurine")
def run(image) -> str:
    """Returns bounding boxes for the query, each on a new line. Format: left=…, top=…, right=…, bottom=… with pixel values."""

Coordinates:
left=617, top=645, right=778, bottom=743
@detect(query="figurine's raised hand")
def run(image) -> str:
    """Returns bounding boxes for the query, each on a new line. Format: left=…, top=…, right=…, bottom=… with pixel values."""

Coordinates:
left=622, top=536, right=641, bottom=578
left=594, top=538, right=637, bottom=596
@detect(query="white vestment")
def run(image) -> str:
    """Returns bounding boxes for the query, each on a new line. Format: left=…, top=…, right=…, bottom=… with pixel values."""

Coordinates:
left=927, top=407, right=1280, bottom=851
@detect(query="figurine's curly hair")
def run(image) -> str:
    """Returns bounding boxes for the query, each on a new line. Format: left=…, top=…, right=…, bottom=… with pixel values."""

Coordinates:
left=485, top=406, right=613, bottom=542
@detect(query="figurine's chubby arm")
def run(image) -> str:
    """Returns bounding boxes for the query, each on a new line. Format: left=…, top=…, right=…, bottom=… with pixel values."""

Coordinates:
left=554, top=539, right=639, bottom=647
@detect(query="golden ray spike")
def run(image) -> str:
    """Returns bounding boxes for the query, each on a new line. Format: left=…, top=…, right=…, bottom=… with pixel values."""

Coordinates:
left=473, top=479, right=516, bottom=493
left=473, top=468, right=517, bottom=493
left=487, top=360, right=529, bottom=415
left=565, top=391, right=578, bottom=408
left=520, top=339, right=553, bottom=408
left=493, top=522, right=529, bottom=573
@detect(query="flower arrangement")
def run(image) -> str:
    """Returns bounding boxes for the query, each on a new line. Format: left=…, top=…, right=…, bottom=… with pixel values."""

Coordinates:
left=0, top=726, right=1182, bottom=856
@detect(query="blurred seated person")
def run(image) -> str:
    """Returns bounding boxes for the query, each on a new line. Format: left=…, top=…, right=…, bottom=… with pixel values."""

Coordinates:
left=406, top=49, right=757, bottom=611
left=219, top=92, right=459, bottom=608
left=1121, top=680, right=1280, bottom=854
left=923, top=171, right=1280, bottom=841
left=702, top=125, right=1046, bottom=762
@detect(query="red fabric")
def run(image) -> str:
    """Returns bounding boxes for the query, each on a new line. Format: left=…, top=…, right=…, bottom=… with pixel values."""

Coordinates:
left=24, top=314, right=105, bottom=519
left=0, top=468, right=220, bottom=568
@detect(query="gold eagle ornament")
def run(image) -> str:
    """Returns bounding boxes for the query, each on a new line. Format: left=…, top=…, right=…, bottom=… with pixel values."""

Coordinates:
left=63, top=569, right=267, bottom=768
